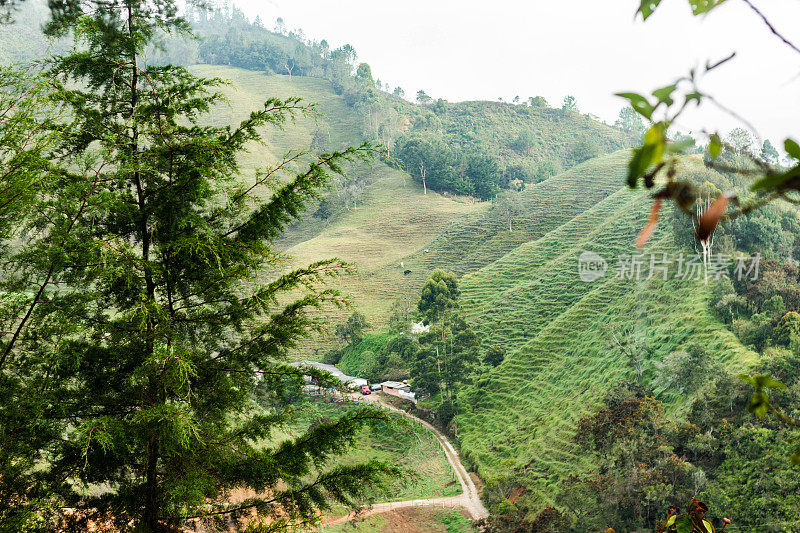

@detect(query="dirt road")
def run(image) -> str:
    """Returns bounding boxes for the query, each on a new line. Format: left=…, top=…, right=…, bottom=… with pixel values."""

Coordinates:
left=322, top=395, right=489, bottom=527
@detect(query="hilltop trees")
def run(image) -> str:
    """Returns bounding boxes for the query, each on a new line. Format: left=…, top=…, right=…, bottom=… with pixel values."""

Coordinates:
left=395, top=137, right=501, bottom=199
left=355, top=62, right=374, bottom=86
left=0, top=0, right=396, bottom=530
left=528, top=96, right=549, bottom=108
left=615, top=106, right=646, bottom=135
left=561, top=95, right=579, bottom=112
left=761, top=139, right=779, bottom=165
left=726, top=127, right=755, bottom=155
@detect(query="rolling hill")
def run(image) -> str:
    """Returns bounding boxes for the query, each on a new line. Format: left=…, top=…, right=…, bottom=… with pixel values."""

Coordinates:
left=184, top=66, right=758, bottom=516
left=0, top=11, right=763, bottom=526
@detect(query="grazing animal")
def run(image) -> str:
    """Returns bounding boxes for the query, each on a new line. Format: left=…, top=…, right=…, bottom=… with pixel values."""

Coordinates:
left=404, top=270, right=412, bottom=275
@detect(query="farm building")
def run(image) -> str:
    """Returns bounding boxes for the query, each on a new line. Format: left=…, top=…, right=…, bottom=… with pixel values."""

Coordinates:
left=379, top=381, right=417, bottom=403
left=380, top=381, right=410, bottom=396
left=289, top=360, right=367, bottom=389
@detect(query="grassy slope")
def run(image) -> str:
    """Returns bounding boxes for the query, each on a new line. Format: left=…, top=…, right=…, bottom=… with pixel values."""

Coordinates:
left=453, top=156, right=759, bottom=512
left=189, top=66, right=482, bottom=328
left=431, top=100, right=634, bottom=168
left=190, top=65, right=365, bottom=165
left=319, top=508, right=474, bottom=533
left=197, top=73, right=756, bottom=510
left=319, top=152, right=635, bottom=332
left=269, top=399, right=461, bottom=505
left=190, top=67, right=637, bottom=333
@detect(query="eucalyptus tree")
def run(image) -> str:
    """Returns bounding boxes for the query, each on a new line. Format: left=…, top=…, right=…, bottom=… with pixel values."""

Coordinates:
left=0, top=0, right=395, bottom=530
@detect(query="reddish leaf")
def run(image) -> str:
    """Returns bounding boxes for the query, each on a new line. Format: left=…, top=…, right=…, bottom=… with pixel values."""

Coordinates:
left=636, top=198, right=662, bottom=248
left=697, top=194, right=730, bottom=241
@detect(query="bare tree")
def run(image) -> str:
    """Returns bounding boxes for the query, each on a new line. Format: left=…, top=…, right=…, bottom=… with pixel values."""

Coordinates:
left=284, top=59, right=295, bottom=79
left=693, top=196, right=717, bottom=288
left=494, top=193, right=522, bottom=232
left=610, top=325, right=647, bottom=382
left=419, top=162, right=427, bottom=195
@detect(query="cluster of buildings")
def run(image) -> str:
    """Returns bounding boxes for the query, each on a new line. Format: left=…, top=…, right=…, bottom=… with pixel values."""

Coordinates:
left=288, top=360, right=416, bottom=403
left=289, top=360, right=367, bottom=388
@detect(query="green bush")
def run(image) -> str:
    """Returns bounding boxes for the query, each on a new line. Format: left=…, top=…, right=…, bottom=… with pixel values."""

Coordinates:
left=773, top=311, right=800, bottom=346
left=567, top=136, right=600, bottom=166
left=533, top=158, right=562, bottom=182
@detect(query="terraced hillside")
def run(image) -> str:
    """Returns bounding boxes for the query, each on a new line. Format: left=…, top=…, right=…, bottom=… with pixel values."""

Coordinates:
left=290, top=151, right=637, bottom=329
left=453, top=159, right=759, bottom=513
left=188, top=67, right=640, bottom=330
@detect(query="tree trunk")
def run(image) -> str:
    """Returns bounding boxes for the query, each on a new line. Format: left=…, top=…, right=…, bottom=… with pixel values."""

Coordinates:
left=436, top=346, right=445, bottom=403
left=129, top=5, right=159, bottom=529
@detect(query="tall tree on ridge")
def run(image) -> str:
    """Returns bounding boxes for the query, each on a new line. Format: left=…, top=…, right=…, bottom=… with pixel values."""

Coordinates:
left=0, top=0, right=396, bottom=530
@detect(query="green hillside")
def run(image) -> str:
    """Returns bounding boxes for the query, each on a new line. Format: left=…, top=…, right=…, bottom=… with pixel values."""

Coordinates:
left=177, top=66, right=641, bottom=334
left=412, top=100, right=634, bottom=174
left=456, top=221, right=756, bottom=514
left=27, top=60, right=767, bottom=522
left=2, top=2, right=796, bottom=531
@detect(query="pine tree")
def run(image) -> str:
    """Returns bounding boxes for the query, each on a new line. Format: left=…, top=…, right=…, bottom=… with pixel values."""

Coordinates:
left=0, top=1, right=396, bottom=530
left=0, top=64, right=72, bottom=533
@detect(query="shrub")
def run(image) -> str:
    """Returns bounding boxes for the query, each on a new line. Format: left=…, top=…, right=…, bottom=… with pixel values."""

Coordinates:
left=509, top=129, right=537, bottom=154
left=773, top=311, right=800, bottom=346
left=534, top=158, right=562, bottom=182
left=567, top=136, right=600, bottom=166
left=322, top=349, right=343, bottom=365
left=484, top=345, right=506, bottom=367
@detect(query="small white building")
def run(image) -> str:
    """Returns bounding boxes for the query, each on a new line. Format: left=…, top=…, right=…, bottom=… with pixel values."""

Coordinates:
left=398, top=390, right=417, bottom=403
left=344, top=376, right=368, bottom=389
left=410, top=320, right=430, bottom=334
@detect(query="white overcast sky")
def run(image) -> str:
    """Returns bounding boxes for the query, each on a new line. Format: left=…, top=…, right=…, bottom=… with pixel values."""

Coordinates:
left=231, top=0, right=800, bottom=147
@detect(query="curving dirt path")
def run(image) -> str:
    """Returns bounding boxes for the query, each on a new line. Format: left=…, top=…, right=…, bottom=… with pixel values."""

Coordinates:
left=322, top=395, right=488, bottom=528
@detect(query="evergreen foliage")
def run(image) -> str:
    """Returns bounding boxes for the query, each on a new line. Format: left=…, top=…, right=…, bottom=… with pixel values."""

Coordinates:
left=0, top=1, right=397, bottom=530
